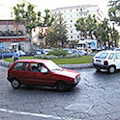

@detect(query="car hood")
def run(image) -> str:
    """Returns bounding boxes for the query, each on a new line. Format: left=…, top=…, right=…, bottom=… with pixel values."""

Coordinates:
left=53, top=68, right=80, bottom=79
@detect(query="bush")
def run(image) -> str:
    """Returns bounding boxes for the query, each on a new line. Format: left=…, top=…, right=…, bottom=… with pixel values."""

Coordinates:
left=33, top=48, right=81, bottom=59
left=34, top=53, right=81, bottom=59
left=47, top=48, right=68, bottom=57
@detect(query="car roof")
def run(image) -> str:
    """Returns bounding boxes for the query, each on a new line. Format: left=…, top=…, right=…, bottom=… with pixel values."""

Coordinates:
left=15, top=59, right=51, bottom=63
left=100, top=50, right=120, bottom=53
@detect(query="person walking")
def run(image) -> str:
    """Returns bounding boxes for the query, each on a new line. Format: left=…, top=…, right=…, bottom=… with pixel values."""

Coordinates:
left=13, top=50, right=19, bottom=62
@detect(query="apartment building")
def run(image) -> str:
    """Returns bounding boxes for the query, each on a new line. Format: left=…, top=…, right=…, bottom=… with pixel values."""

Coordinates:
left=51, top=4, right=105, bottom=42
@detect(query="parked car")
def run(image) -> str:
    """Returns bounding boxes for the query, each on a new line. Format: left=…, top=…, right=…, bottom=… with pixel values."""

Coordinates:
left=0, top=51, right=13, bottom=59
left=93, top=50, right=120, bottom=73
left=16, top=50, right=26, bottom=56
left=7, top=59, right=81, bottom=91
left=114, top=48, right=120, bottom=51
left=78, top=50, right=87, bottom=56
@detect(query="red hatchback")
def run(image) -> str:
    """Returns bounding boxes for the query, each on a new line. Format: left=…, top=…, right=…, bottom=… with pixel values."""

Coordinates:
left=7, top=59, right=81, bottom=91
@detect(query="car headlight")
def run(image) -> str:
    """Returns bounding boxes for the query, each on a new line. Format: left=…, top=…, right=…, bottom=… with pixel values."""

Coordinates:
left=74, top=75, right=81, bottom=83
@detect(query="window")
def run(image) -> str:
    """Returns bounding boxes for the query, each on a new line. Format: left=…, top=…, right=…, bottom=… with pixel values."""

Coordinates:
left=71, top=31, right=73, bottom=33
left=108, top=53, right=114, bottom=59
left=95, top=52, right=108, bottom=59
left=70, top=9, right=72, bottom=12
left=30, top=63, right=48, bottom=73
left=71, top=36, right=73, bottom=38
left=76, top=9, right=78, bottom=11
left=70, top=20, right=73, bottom=22
left=31, top=63, right=39, bottom=72
left=116, top=53, right=120, bottom=59
left=13, top=62, right=29, bottom=71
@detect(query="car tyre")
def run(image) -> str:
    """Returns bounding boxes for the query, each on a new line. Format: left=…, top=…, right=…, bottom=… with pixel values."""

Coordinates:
left=96, top=68, right=100, bottom=72
left=56, top=81, right=68, bottom=92
left=11, top=79, right=21, bottom=89
left=108, top=66, right=115, bottom=74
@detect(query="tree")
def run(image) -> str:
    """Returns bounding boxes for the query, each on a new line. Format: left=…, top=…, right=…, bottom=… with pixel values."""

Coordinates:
left=75, top=14, right=97, bottom=39
left=86, top=15, right=97, bottom=39
left=108, top=0, right=120, bottom=25
left=46, top=12, right=68, bottom=47
left=46, top=26, right=57, bottom=47
left=13, top=3, right=54, bottom=39
left=75, top=17, right=88, bottom=39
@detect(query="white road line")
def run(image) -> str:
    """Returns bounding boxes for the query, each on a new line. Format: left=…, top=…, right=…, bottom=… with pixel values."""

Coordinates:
left=0, top=108, right=82, bottom=120
left=0, top=108, right=62, bottom=120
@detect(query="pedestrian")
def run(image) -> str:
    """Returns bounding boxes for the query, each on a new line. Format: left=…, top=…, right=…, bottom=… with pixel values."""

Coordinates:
left=13, top=50, right=19, bottom=62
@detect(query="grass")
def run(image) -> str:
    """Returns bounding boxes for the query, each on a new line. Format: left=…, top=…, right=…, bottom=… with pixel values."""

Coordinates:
left=3, top=55, right=93, bottom=65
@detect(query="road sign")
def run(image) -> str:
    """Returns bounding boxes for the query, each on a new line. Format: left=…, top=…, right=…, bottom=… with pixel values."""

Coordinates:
left=87, top=49, right=92, bottom=53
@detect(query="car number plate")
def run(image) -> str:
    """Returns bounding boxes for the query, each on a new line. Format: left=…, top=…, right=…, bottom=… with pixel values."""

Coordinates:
left=96, top=59, right=101, bottom=62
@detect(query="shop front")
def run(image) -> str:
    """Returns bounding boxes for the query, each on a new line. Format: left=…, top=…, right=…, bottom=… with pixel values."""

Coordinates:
left=0, top=36, right=31, bottom=53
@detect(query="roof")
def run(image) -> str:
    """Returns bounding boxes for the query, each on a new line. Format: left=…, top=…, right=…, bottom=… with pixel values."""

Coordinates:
left=15, top=59, right=51, bottom=63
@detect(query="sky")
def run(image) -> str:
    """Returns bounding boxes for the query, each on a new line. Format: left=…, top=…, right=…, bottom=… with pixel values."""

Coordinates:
left=28, top=0, right=109, bottom=17
left=0, top=0, right=119, bottom=31
left=0, top=0, right=109, bottom=18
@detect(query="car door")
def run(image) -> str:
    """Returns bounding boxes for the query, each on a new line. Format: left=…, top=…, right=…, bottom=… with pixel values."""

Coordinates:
left=12, top=62, right=30, bottom=83
left=28, top=62, right=54, bottom=86
left=114, top=53, right=120, bottom=69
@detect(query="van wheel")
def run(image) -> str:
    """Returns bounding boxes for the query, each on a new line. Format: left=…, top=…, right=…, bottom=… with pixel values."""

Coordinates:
left=11, top=79, right=21, bottom=89
left=108, top=66, right=115, bottom=74
left=56, top=81, right=68, bottom=92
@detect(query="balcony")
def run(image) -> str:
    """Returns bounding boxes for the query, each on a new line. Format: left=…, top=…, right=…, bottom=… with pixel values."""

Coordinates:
left=0, top=30, right=24, bottom=36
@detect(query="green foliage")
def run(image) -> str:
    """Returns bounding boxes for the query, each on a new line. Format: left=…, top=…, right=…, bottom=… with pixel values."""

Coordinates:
left=75, top=14, right=120, bottom=48
left=13, top=3, right=54, bottom=38
left=33, top=48, right=81, bottom=59
left=108, top=0, right=120, bottom=26
left=47, top=49, right=68, bottom=56
left=46, top=12, right=68, bottom=47
left=34, top=54, right=81, bottom=59
left=75, top=15, right=97, bottom=39
left=4, top=56, right=92, bottom=65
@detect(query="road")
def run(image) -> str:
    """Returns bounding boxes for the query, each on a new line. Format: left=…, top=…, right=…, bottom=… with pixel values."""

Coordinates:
left=0, top=66, right=120, bottom=120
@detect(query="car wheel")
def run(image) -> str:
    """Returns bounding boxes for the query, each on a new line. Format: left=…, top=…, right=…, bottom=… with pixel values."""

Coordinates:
left=108, top=66, right=115, bottom=74
left=96, top=68, right=100, bottom=72
left=56, top=81, right=68, bottom=92
left=11, top=79, right=21, bottom=89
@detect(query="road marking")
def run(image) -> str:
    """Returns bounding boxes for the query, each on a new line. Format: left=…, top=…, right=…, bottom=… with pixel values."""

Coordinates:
left=0, top=108, right=61, bottom=119
left=0, top=108, right=81, bottom=120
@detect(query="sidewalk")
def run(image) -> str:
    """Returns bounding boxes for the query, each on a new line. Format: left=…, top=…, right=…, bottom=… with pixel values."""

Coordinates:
left=0, top=59, right=93, bottom=69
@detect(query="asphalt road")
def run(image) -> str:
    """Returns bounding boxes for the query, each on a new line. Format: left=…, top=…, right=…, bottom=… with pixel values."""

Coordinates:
left=0, top=66, right=120, bottom=120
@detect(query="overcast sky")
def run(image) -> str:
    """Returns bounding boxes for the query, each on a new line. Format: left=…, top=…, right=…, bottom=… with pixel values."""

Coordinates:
left=28, top=0, right=109, bottom=17
left=0, top=0, right=109, bottom=18
left=0, top=0, right=119, bottom=31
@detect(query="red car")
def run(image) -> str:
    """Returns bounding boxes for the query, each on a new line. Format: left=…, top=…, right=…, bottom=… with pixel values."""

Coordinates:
left=7, top=59, right=81, bottom=91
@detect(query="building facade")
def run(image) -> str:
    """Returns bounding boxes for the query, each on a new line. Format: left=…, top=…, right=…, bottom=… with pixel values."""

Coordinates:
left=0, top=20, right=31, bottom=52
left=51, top=4, right=105, bottom=42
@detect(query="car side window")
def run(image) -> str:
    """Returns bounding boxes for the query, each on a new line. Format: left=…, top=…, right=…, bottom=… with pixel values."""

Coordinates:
left=108, top=53, right=114, bottom=59
left=31, top=63, right=39, bottom=72
left=116, top=53, right=120, bottom=59
left=13, top=62, right=29, bottom=71
left=31, top=63, right=48, bottom=73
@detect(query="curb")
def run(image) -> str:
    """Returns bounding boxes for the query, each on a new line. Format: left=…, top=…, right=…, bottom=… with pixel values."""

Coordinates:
left=0, top=60, right=93, bottom=69
left=0, top=60, right=13, bottom=68
left=59, top=63, right=93, bottom=69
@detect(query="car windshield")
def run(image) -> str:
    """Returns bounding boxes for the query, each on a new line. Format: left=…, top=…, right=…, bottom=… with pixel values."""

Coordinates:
left=44, top=61, right=62, bottom=72
left=95, top=52, right=108, bottom=59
